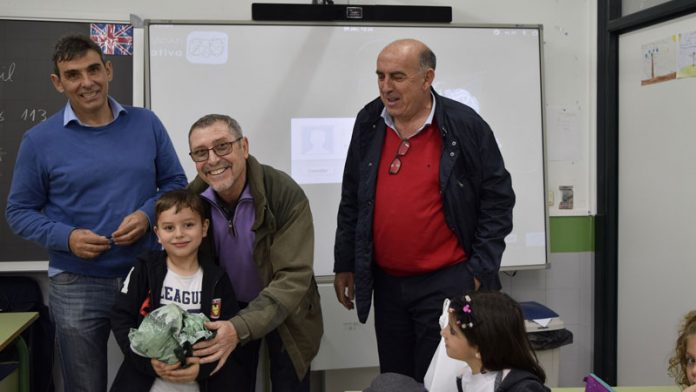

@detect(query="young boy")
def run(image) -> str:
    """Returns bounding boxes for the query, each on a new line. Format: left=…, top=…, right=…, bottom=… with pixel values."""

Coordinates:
left=111, top=189, right=247, bottom=391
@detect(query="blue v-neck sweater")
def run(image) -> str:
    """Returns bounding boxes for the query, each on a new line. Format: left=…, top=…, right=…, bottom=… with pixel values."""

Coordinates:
left=6, top=101, right=187, bottom=278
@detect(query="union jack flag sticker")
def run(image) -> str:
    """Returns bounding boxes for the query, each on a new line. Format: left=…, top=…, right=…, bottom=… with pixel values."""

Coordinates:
left=90, top=23, right=134, bottom=56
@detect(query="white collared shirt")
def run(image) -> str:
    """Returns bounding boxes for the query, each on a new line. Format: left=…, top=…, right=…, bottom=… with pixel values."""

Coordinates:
left=380, top=91, right=437, bottom=138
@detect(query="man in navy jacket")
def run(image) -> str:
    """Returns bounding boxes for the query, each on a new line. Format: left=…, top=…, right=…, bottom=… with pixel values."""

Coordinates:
left=333, top=38, right=515, bottom=382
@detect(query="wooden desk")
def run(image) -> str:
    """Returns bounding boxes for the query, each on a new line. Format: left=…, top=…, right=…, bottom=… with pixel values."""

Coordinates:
left=0, top=312, right=39, bottom=392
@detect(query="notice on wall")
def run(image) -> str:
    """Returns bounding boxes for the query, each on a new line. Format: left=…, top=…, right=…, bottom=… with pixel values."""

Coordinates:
left=559, top=185, right=574, bottom=210
left=677, top=30, right=696, bottom=78
left=547, top=106, right=581, bottom=162
left=640, top=29, right=696, bottom=85
left=641, top=36, right=677, bottom=85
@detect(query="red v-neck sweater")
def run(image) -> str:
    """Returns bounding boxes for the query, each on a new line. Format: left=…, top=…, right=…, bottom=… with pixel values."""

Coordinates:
left=373, top=123, right=467, bottom=276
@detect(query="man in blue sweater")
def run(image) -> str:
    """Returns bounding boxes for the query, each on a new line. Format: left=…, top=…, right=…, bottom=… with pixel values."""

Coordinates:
left=5, top=34, right=187, bottom=391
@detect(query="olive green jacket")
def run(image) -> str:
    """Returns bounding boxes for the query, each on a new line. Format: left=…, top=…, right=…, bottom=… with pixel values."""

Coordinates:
left=190, top=155, right=323, bottom=380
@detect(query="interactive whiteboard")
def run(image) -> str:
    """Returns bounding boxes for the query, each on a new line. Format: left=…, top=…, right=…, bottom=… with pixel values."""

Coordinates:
left=146, top=22, right=548, bottom=276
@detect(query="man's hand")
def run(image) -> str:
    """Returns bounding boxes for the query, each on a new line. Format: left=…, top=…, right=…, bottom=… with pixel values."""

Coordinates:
left=334, top=272, right=355, bottom=310
left=474, top=277, right=481, bottom=291
left=68, top=229, right=110, bottom=259
left=192, top=320, right=239, bottom=375
left=112, top=211, right=149, bottom=246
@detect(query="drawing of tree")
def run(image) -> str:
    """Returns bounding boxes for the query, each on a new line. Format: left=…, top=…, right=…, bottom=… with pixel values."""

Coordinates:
left=645, top=47, right=659, bottom=79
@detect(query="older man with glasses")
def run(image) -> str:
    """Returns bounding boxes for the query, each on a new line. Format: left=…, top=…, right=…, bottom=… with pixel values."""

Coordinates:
left=333, top=38, right=516, bottom=382
left=186, top=114, right=323, bottom=392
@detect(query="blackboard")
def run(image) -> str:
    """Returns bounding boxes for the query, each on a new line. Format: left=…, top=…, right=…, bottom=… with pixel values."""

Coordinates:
left=0, top=19, right=133, bottom=262
left=146, top=22, right=548, bottom=276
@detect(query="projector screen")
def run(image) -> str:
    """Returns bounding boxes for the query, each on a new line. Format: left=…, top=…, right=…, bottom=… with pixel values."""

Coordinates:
left=146, top=22, right=547, bottom=276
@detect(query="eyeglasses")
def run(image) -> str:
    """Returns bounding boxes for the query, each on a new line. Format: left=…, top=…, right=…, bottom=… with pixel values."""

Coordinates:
left=389, top=139, right=410, bottom=175
left=189, top=136, right=243, bottom=162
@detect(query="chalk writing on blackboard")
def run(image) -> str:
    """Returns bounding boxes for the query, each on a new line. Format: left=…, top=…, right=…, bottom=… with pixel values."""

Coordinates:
left=0, top=62, right=15, bottom=82
left=20, top=109, right=48, bottom=123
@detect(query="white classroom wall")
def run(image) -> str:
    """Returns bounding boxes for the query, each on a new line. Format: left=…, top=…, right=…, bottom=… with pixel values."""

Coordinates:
left=2, top=0, right=597, bottom=389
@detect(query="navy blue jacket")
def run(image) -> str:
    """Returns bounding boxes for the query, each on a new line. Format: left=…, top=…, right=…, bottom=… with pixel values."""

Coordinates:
left=334, top=89, right=515, bottom=323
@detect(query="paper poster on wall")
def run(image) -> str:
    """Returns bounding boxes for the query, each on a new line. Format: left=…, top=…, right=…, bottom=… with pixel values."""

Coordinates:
left=641, top=36, right=676, bottom=85
left=677, top=30, right=696, bottom=78
left=559, top=185, right=574, bottom=210
left=547, top=106, right=581, bottom=162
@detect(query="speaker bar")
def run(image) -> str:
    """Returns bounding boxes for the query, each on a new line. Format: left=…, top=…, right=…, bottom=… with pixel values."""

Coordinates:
left=251, top=3, right=452, bottom=23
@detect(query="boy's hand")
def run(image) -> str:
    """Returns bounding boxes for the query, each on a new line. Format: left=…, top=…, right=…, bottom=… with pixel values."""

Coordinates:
left=151, top=358, right=200, bottom=383
left=150, top=358, right=181, bottom=379
left=165, top=357, right=200, bottom=383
